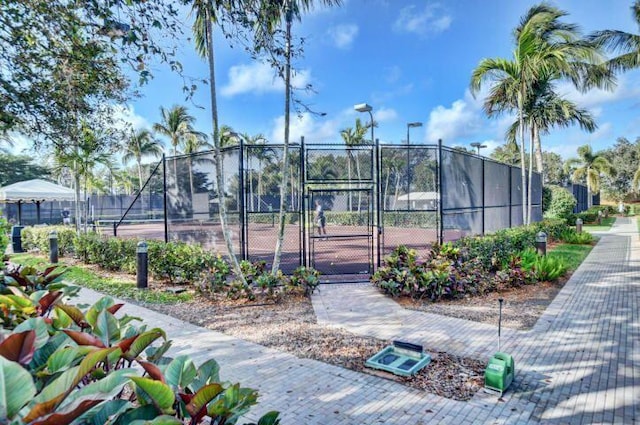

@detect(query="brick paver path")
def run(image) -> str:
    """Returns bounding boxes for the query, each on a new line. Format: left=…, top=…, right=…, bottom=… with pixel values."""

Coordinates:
left=73, top=218, right=639, bottom=424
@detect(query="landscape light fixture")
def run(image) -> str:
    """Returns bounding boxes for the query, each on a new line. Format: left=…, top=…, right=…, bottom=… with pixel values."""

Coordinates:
left=406, top=122, right=423, bottom=145
left=471, top=142, right=487, bottom=155
left=354, top=103, right=374, bottom=144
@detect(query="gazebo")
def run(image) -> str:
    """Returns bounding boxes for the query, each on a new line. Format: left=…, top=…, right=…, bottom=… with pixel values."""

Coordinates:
left=0, top=179, right=75, bottom=225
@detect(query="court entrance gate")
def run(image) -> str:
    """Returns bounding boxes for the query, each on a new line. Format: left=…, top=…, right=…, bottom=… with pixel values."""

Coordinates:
left=302, top=143, right=377, bottom=276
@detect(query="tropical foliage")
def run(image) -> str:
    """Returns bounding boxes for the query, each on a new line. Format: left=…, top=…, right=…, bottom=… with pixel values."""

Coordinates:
left=0, top=261, right=280, bottom=425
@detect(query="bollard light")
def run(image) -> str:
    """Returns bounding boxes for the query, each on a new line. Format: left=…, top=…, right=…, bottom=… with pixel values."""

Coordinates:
left=49, top=230, right=58, bottom=264
left=576, top=218, right=583, bottom=233
left=597, top=210, right=603, bottom=224
left=535, top=231, right=547, bottom=256
left=136, top=241, right=148, bottom=289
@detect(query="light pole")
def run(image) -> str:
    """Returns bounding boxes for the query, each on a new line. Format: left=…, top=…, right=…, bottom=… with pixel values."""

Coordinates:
left=471, top=142, right=487, bottom=155
left=354, top=103, right=380, bottom=268
left=406, top=122, right=423, bottom=146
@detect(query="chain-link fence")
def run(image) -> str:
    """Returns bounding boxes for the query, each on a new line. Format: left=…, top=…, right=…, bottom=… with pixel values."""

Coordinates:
left=105, top=141, right=544, bottom=276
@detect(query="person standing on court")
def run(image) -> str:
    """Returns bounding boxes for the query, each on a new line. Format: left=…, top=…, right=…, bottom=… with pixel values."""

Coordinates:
left=61, top=208, right=71, bottom=225
left=314, top=200, right=327, bottom=237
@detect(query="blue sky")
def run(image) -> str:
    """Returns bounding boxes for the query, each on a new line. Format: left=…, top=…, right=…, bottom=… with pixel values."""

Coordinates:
left=20, top=0, right=640, bottom=160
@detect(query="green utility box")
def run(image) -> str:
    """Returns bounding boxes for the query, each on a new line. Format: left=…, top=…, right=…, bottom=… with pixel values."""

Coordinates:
left=484, top=352, right=515, bottom=395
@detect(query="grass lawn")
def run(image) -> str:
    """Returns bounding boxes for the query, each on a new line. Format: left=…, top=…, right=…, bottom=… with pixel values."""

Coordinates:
left=8, top=253, right=192, bottom=304
left=583, top=216, right=616, bottom=233
left=548, top=243, right=593, bottom=271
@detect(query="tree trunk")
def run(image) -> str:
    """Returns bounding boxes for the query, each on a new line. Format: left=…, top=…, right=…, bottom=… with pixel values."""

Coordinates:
left=518, top=90, right=527, bottom=225
left=533, top=129, right=543, bottom=173
left=271, top=3, right=292, bottom=274
left=205, top=15, right=245, bottom=285
left=137, top=159, right=145, bottom=216
left=527, top=126, right=534, bottom=225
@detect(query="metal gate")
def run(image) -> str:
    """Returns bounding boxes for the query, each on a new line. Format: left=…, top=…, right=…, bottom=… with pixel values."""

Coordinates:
left=303, top=143, right=376, bottom=276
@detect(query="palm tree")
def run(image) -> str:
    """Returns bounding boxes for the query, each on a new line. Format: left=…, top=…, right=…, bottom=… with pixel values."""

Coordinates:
left=471, top=3, right=612, bottom=224
left=183, top=131, right=213, bottom=200
left=566, top=145, right=615, bottom=208
left=340, top=117, right=371, bottom=212
left=189, top=0, right=247, bottom=284
left=589, top=1, right=640, bottom=74
left=122, top=129, right=164, bottom=195
left=252, top=0, right=341, bottom=273
left=52, top=124, right=114, bottom=231
left=153, top=105, right=196, bottom=180
left=242, top=133, right=272, bottom=211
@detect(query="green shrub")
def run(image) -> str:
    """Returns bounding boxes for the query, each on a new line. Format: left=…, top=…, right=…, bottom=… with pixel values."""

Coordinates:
left=560, top=229, right=594, bottom=244
left=289, top=266, right=321, bottom=295
left=543, top=185, right=576, bottom=222
left=518, top=248, right=567, bottom=281
left=21, top=225, right=77, bottom=256
left=371, top=245, right=492, bottom=301
left=542, top=186, right=552, bottom=214
left=0, top=217, right=8, bottom=254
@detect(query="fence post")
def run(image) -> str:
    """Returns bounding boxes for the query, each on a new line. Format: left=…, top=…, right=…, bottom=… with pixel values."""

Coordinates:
left=437, top=139, right=443, bottom=245
left=375, top=138, right=381, bottom=268
left=239, top=139, right=246, bottom=261
left=49, top=231, right=58, bottom=264
left=162, top=153, right=168, bottom=243
left=300, top=136, right=306, bottom=268
left=136, top=241, right=148, bottom=289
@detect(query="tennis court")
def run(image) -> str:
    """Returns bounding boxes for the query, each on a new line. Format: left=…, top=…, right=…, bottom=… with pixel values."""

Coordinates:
left=104, top=142, right=542, bottom=277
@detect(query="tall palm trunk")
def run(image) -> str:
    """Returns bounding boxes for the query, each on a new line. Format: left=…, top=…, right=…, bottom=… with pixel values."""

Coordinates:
left=518, top=89, right=527, bottom=225
left=528, top=126, right=535, bottom=225
left=272, top=1, right=292, bottom=274
left=204, top=15, right=245, bottom=285
left=137, top=158, right=145, bottom=215
left=533, top=130, right=544, bottom=173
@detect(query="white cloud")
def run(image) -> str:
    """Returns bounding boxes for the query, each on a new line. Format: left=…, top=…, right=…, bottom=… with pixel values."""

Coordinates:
left=327, top=24, right=359, bottom=49
left=112, top=105, right=150, bottom=131
left=375, top=107, right=398, bottom=123
left=393, top=4, right=452, bottom=37
left=425, top=98, right=481, bottom=142
left=558, top=74, right=640, bottom=109
left=269, top=113, right=339, bottom=144
left=221, top=62, right=312, bottom=97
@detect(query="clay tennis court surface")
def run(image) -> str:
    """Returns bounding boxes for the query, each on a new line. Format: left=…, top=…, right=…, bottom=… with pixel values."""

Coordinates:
left=102, top=220, right=464, bottom=277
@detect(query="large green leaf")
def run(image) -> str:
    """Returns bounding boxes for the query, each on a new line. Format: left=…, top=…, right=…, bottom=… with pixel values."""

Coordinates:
left=0, top=330, right=36, bottom=365
left=190, top=358, right=220, bottom=391
left=0, top=356, right=36, bottom=420
left=130, top=377, right=175, bottom=413
left=29, top=398, right=102, bottom=425
left=79, top=399, right=132, bottom=425
left=14, top=318, right=50, bottom=349
left=164, top=355, right=196, bottom=390
left=28, top=332, right=68, bottom=372
left=62, top=330, right=106, bottom=348
left=55, top=304, right=89, bottom=329
left=128, top=415, right=183, bottom=425
left=46, top=346, right=86, bottom=374
left=185, top=383, right=223, bottom=417
left=60, top=368, right=134, bottom=407
left=94, top=309, right=120, bottom=347
left=124, top=328, right=166, bottom=360
left=33, top=347, right=116, bottom=405
left=85, top=296, right=115, bottom=328
left=256, top=411, right=281, bottom=425
left=113, top=405, right=161, bottom=425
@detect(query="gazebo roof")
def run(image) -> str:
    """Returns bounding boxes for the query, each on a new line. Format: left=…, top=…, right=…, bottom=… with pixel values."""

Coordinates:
left=0, top=179, right=75, bottom=202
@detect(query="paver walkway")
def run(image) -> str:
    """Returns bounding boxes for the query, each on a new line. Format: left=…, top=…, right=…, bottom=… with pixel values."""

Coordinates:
left=73, top=218, right=639, bottom=424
